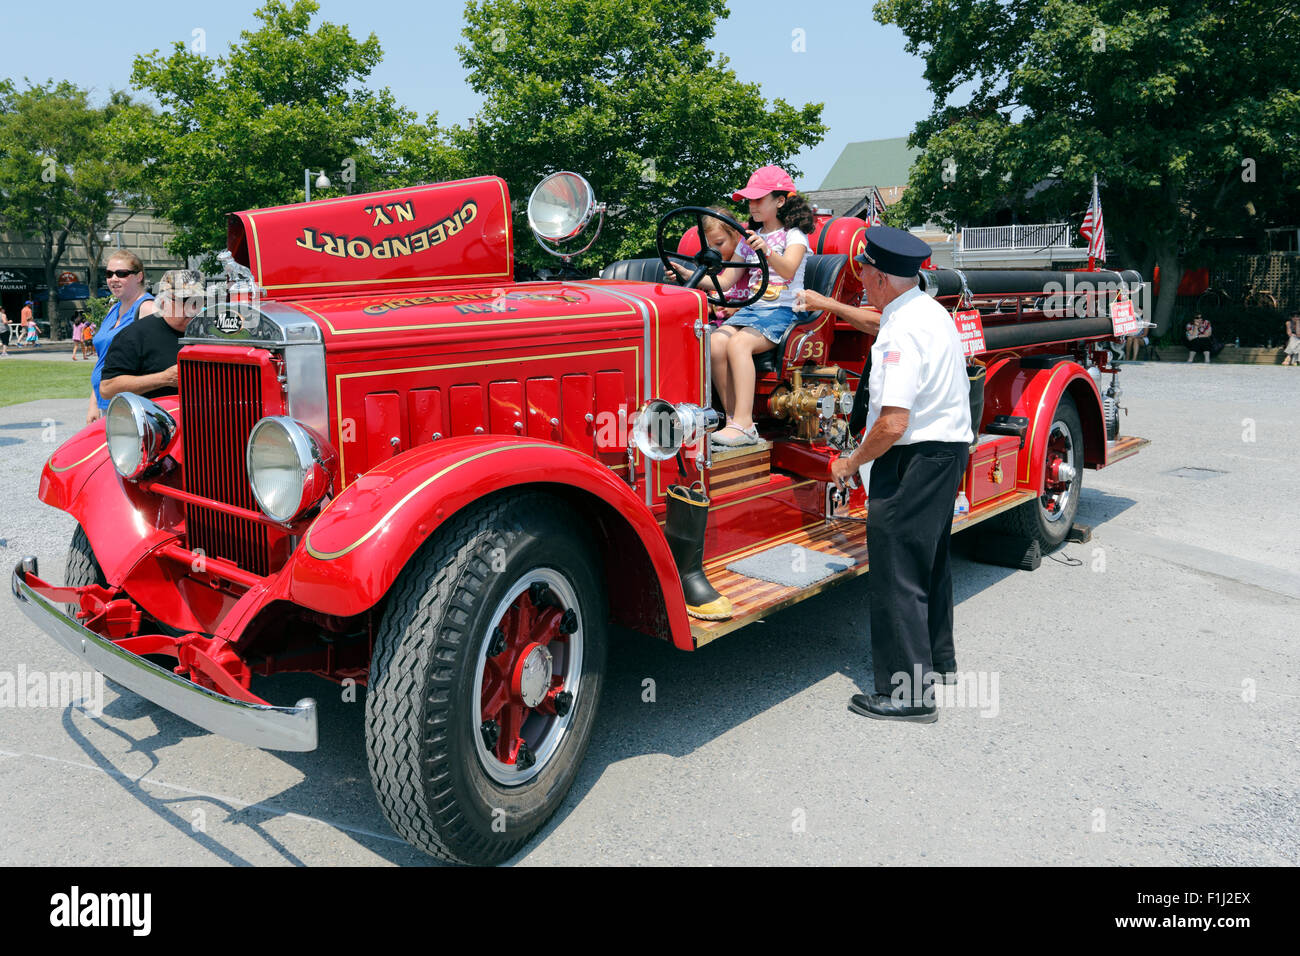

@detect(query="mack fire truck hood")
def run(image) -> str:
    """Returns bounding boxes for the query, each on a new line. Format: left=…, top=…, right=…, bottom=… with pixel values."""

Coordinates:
left=226, top=176, right=515, bottom=300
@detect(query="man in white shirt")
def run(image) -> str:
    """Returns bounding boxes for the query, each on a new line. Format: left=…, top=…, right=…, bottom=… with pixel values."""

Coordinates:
left=828, top=226, right=973, bottom=723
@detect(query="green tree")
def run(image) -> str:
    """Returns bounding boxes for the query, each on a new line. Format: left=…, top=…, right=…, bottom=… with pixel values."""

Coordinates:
left=0, top=80, right=144, bottom=338
left=75, top=91, right=152, bottom=296
left=456, top=0, right=826, bottom=269
left=83, top=295, right=113, bottom=327
left=875, top=0, right=1300, bottom=332
left=116, top=0, right=461, bottom=262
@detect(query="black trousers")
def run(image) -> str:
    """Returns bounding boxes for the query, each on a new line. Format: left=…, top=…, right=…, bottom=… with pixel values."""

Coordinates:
left=867, top=440, right=969, bottom=698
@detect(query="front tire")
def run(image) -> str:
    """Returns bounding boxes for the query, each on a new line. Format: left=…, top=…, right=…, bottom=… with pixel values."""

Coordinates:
left=365, top=492, right=607, bottom=864
left=65, top=525, right=106, bottom=616
left=992, top=394, right=1083, bottom=552
left=66, top=524, right=106, bottom=588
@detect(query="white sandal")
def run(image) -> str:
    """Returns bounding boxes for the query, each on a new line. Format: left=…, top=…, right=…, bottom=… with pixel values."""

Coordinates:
left=710, top=418, right=736, bottom=445
left=712, top=424, right=759, bottom=446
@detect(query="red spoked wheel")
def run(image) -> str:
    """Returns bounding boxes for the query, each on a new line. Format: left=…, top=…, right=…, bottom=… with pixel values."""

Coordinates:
left=474, top=570, right=584, bottom=785
left=990, top=394, right=1083, bottom=552
left=366, top=492, right=606, bottom=865
left=1040, top=421, right=1078, bottom=525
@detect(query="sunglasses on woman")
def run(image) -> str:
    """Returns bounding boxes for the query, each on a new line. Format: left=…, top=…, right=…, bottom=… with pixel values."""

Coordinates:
left=104, top=269, right=139, bottom=278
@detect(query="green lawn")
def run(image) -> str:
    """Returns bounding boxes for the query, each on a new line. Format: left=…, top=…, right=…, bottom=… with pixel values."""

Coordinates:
left=0, top=359, right=94, bottom=408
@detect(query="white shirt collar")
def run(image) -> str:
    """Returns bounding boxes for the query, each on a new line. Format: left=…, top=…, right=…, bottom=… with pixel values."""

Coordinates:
left=880, top=283, right=926, bottom=326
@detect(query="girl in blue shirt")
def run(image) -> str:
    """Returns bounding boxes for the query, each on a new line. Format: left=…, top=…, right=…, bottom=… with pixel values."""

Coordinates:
left=88, top=251, right=154, bottom=424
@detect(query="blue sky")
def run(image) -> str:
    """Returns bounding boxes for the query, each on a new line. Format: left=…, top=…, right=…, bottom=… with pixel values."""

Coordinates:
left=4, top=0, right=933, bottom=190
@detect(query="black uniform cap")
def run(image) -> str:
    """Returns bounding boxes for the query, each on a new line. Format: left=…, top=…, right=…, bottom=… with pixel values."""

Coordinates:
left=854, top=226, right=932, bottom=277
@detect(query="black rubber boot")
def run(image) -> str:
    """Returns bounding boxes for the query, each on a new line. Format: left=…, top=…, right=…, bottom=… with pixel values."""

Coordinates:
left=967, top=361, right=986, bottom=451
left=665, top=483, right=733, bottom=621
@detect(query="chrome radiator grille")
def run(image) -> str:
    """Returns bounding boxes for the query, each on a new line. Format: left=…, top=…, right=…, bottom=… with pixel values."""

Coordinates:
left=179, top=358, right=271, bottom=576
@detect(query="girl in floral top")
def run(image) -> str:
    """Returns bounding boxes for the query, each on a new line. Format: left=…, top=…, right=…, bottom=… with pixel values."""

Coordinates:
left=710, top=165, right=816, bottom=446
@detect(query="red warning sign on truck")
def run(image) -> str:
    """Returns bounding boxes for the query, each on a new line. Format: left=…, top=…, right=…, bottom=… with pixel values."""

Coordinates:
left=1111, top=300, right=1138, bottom=337
left=954, top=309, right=986, bottom=357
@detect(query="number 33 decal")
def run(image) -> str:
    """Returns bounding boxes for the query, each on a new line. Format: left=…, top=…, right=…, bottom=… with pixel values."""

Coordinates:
left=797, top=337, right=825, bottom=361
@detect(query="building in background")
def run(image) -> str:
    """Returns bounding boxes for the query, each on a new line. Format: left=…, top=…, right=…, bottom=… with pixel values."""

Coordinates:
left=805, top=137, right=1108, bottom=270
left=803, top=136, right=956, bottom=266
left=0, top=206, right=186, bottom=338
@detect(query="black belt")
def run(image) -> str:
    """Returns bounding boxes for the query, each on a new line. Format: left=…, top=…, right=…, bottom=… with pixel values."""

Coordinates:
left=887, top=439, right=969, bottom=452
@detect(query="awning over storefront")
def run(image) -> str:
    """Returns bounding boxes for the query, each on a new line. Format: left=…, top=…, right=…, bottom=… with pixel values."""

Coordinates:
left=32, top=284, right=110, bottom=302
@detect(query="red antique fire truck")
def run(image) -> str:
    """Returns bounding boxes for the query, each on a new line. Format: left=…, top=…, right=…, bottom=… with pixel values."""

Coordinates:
left=13, top=172, right=1147, bottom=864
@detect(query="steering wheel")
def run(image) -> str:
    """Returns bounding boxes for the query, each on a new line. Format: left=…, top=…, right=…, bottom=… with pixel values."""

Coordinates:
left=655, top=206, right=768, bottom=308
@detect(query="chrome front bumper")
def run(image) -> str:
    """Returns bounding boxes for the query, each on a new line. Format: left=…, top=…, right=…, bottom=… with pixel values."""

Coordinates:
left=10, top=557, right=318, bottom=752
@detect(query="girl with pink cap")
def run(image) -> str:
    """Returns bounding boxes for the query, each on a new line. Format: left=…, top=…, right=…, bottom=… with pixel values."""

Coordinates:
left=709, top=165, right=815, bottom=446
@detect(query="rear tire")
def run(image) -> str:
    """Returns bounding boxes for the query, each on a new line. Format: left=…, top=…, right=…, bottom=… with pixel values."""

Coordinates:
left=365, top=492, right=607, bottom=864
left=991, top=394, right=1083, bottom=552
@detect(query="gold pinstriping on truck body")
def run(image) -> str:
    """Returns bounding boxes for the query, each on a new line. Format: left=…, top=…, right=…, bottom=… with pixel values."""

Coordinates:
left=331, top=345, right=641, bottom=492
left=304, top=442, right=554, bottom=560
left=48, top=443, right=107, bottom=473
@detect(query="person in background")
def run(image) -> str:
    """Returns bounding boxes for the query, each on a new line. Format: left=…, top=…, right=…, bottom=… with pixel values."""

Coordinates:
left=1185, top=313, right=1213, bottom=363
left=23, top=309, right=40, bottom=347
left=71, top=312, right=87, bottom=361
left=99, top=270, right=204, bottom=402
left=20, top=300, right=34, bottom=348
left=1283, top=312, right=1300, bottom=367
left=88, top=251, right=154, bottom=424
left=0, top=306, right=10, bottom=357
left=82, top=318, right=97, bottom=359
left=1125, top=327, right=1142, bottom=361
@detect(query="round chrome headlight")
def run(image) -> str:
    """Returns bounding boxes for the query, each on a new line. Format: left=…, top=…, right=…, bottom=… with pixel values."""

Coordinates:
left=105, top=393, right=176, bottom=480
left=631, top=400, right=721, bottom=461
left=246, top=417, right=336, bottom=523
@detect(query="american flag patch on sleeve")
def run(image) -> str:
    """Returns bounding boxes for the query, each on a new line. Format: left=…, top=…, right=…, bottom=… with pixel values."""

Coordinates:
left=883, top=350, right=901, bottom=365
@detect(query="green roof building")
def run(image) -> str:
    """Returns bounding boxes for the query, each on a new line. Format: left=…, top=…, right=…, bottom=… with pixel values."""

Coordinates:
left=819, top=137, right=921, bottom=191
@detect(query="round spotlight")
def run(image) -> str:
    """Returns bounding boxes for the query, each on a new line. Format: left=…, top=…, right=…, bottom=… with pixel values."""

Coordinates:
left=527, top=171, right=598, bottom=242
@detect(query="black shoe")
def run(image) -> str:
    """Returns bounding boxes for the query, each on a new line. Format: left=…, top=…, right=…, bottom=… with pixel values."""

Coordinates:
left=847, top=693, right=938, bottom=723
left=933, top=660, right=958, bottom=684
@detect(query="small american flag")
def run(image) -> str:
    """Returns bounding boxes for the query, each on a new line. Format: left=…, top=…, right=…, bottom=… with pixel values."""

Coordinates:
left=1080, top=174, right=1106, bottom=261
left=865, top=190, right=883, bottom=228
left=883, top=350, right=900, bottom=365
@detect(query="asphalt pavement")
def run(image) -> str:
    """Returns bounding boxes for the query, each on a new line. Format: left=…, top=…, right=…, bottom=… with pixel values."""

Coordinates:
left=1, top=360, right=1297, bottom=866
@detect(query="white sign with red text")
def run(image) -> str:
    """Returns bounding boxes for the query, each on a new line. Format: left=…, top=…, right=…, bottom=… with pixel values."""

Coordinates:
left=954, top=309, right=985, bottom=357
left=1111, top=300, right=1138, bottom=337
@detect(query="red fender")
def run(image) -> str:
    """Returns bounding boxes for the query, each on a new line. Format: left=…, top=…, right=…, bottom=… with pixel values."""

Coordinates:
left=287, top=435, right=693, bottom=648
left=982, top=359, right=1105, bottom=492
left=39, top=420, right=110, bottom=513
left=38, top=399, right=186, bottom=587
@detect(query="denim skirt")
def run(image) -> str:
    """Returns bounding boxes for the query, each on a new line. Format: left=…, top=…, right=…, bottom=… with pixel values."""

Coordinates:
left=723, top=305, right=797, bottom=344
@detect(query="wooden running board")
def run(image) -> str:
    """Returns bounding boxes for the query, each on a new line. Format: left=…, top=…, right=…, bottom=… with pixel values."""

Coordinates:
left=1103, top=435, right=1149, bottom=467
left=690, top=489, right=1038, bottom=647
